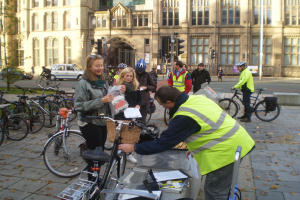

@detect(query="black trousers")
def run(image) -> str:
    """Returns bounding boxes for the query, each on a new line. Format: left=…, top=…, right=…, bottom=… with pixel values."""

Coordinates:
left=79, top=123, right=107, bottom=150
left=140, top=105, right=148, bottom=123
left=242, top=89, right=252, bottom=118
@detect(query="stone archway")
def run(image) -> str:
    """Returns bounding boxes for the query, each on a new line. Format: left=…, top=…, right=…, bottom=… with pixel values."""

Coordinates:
left=105, top=37, right=135, bottom=67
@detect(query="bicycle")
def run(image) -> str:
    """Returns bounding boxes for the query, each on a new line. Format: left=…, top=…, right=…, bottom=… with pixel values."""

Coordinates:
left=42, top=108, right=86, bottom=178
left=218, top=88, right=280, bottom=122
left=36, top=68, right=57, bottom=88
left=0, top=104, right=29, bottom=146
left=58, top=114, right=159, bottom=200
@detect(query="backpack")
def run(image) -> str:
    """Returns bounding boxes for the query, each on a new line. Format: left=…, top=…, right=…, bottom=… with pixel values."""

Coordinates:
left=264, top=97, right=277, bottom=111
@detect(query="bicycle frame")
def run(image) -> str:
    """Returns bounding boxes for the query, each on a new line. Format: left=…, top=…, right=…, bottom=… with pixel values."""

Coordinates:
left=231, top=89, right=263, bottom=108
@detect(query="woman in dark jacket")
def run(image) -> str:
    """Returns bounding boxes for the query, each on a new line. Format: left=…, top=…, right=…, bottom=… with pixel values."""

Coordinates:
left=135, top=59, right=156, bottom=123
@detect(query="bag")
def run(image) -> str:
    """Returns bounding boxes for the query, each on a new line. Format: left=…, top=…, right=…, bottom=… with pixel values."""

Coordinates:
left=148, top=97, right=156, bottom=114
left=264, top=97, right=277, bottom=112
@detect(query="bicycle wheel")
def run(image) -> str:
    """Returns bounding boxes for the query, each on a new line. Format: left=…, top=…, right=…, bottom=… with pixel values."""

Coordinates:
left=102, top=151, right=127, bottom=190
left=164, top=108, right=170, bottom=125
left=43, top=101, right=59, bottom=128
left=254, top=100, right=280, bottom=122
left=218, top=98, right=239, bottom=118
left=29, top=103, right=45, bottom=133
left=43, top=130, right=87, bottom=178
left=6, top=116, right=29, bottom=141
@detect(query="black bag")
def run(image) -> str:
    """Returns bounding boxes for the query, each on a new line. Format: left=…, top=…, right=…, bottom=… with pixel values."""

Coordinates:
left=264, top=97, right=277, bottom=111
left=148, top=97, right=156, bottom=114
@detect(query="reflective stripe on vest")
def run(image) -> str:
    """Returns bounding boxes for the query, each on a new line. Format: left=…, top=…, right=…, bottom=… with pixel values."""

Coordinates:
left=172, top=72, right=187, bottom=92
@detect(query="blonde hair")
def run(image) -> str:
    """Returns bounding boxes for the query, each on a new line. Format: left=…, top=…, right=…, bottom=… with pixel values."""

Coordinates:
left=84, top=54, right=104, bottom=81
left=116, top=67, right=139, bottom=90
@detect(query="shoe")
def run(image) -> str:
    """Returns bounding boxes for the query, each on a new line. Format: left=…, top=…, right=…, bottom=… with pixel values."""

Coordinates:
left=127, top=154, right=137, bottom=164
left=240, top=117, right=251, bottom=122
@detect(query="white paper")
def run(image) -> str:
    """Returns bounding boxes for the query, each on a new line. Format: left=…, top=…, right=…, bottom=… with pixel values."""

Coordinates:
left=119, top=190, right=161, bottom=200
left=189, top=154, right=200, bottom=179
left=153, top=170, right=188, bottom=182
left=124, top=108, right=142, bottom=119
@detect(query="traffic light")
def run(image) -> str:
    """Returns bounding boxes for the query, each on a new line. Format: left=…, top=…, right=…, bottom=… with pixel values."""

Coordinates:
left=211, top=49, right=216, bottom=59
left=96, top=39, right=102, bottom=55
left=176, top=39, right=184, bottom=56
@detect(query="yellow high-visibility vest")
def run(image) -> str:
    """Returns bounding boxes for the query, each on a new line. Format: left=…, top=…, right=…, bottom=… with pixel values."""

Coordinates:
left=172, top=72, right=188, bottom=92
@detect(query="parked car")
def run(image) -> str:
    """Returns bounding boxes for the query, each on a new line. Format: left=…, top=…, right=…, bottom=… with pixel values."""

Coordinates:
left=0, top=67, right=23, bottom=80
left=50, top=64, right=83, bottom=80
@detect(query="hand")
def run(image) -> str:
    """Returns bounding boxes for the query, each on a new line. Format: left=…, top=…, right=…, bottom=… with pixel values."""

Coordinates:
left=140, top=86, right=147, bottom=91
left=120, top=85, right=126, bottom=93
left=119, top=144, right=135, bottom=153
left=135, top=105, right=140, bottom=109
left=231, top=87, right=236, bottom=91
left=102, top=94, right=114, bottom=103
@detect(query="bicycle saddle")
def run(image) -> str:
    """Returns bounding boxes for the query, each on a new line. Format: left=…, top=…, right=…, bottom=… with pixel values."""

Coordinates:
left=82, top=147, right=110, bottom=163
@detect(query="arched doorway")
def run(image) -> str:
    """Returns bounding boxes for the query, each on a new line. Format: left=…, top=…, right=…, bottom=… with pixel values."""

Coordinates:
left=105, top=37, right=135, bottom=67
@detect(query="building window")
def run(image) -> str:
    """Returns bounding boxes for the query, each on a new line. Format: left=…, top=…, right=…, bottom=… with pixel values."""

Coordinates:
left=220, top=37, right=240, bottom=65
left=144, top=15, right=148, bottom=26
left=190, top=37, right=209, bottom=65
left=18, top=41, right=24, bottom=66
left=52, top=0, right=57, bottom=6
left=253, top=0, right=272, bottom=25
left=64, top=11, right=71, bottom=29
left=133, top=14, right=149, bottom=27
left=251, top=37, right=272, bottom=65
left=285, top=0, right=300, bottom=25
left=162, top=0, right=179, bottom=26
left=45, top=0, right=51, bottom=6
left=32, top=0, right=39, bottom=7
left=45, top=38, right=58, bottom=66
left=145, top=38, right=150, bottom=45
left=64, top=38, right=71, bottom=64
left=111, top=8, right=128, bottom=28
left=192, top=0, right=209, bottom=26
left=221, top=0, right=240, bottom=25
left=284, top=38, right=300, bottom=66
left=45, top=13, right=51, bottom=30
left=64, top=0, right=71, bottom=5
left=53, top=12, right=58, bottom=30
left=33, top=39, right=40, bottom=66
left=133, top=15, right=137, bottom=26
left=32, top=14, right=39, bottom=31
left=102, top=17, right=106, bottom=27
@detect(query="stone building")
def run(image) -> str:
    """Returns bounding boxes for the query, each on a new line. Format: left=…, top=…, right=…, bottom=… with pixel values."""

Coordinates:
left=1, top=0, right=300, bottom=77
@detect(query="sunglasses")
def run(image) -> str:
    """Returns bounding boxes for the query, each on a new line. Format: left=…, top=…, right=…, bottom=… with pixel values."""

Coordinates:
left=89, top=54, right=103, bottom=59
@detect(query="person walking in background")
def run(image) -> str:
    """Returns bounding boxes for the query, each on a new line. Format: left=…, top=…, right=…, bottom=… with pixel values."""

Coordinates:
left=217, top=67, right=223, bottom=82
left=149, top=67, right=158, bottom=86
left=135, top=59, right=156, bottom=123
left=191, top=63, right=211, bottom=94
left=168, top=60, right=192, bottom=94
left=232, top=62, right=254, bottom=123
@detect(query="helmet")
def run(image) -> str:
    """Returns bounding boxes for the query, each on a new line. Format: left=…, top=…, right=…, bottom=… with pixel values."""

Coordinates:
left=235, top=62, right=247, bottom=68
left=136, top=59, right=146, bottom=73
left=117, top=63, right=127, bottom=69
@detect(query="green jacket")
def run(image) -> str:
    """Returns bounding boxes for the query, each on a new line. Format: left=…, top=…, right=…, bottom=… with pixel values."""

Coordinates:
left=234, top=68, right=254, bottom=92
left=74, top=73, right=111, bottom=126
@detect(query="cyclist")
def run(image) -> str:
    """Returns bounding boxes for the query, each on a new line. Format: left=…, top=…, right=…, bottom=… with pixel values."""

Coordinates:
left=41, top=66, right=51, bottom=80
left=232, top=62, right=254, bottom=123
left=119, top=86, right=255, bottom=200
left=168, top=60, right=192, bottom=94
left=135, top=59, right=156, bottom=123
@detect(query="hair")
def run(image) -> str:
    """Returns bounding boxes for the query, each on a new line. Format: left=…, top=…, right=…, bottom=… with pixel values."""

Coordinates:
left=175, top=60, right=184, bottom=68
left=84, top=54, right=104, bottom=81
left=198, top=63, right=204, bottom=67
left=154, top=86, right=181, bottom=104
left=116, top=67, right=139, bottom=90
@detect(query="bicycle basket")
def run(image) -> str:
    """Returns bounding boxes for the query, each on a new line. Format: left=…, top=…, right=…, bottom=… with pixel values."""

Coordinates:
left=106, top=120, right=141, bottom=144
left=264, top=97, right=277, bottom=111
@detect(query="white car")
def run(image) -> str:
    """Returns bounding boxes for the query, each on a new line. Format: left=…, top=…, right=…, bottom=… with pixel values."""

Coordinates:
left=51, top=64, right=83, bottom=80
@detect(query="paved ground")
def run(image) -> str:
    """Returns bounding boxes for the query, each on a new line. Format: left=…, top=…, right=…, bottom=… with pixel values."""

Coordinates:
left=0, top=92, right=300, bottom=199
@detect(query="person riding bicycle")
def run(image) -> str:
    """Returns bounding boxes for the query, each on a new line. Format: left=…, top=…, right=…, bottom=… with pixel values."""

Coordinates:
left=41, top=66, right=51, bottom=80
left=135, top=59, right=156, bottom=123
left=232, top=62, right=254, bottom=123
left=119, top=86, right=255, bottom=200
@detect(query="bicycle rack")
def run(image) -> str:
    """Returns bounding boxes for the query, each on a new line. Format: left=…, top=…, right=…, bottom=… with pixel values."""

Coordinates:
left=57, top=170, right=97, bottom=200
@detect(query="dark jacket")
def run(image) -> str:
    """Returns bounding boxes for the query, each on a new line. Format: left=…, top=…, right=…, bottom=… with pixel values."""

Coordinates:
left=191, top=68, right=211, bottom=87
left=136, top=71, right=156, bottom=105
left=135, top=93, right=201, bottom=155
left=149, top=71, right=158, bottom=85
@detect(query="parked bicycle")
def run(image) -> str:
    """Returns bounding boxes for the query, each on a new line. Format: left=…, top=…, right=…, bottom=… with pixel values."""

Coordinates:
left=42, top=108, right=86, bottom=178
left=0, top=104, right=29, bottom=146
left=218, top=88, right=280, bottom=122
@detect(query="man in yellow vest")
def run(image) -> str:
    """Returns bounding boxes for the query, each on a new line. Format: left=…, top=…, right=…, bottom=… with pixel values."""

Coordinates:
left=119, top=86, right=255, bottom=200
left=168, top=60, right=192, bottom=94
left=232, top=62, right=254, bottom=123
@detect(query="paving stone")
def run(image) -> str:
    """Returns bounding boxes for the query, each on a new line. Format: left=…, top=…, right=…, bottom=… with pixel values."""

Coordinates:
left=276, top=170, right=300, bottom=182
left=36, top=182, right=71, bottom=197
left=238, top=167, right=254, bottom=191
left=254, top=180, right=300, bottom=193
left=283, top=192, right=300, bottom=200
left=0, top=189, right=31, bottom=200
left=24, top=194, right=56, bottom=200
left=256, top=190, right=284, bottom=200
left=0, top=175, right=22, bottom=189
left=252, top=169, right=279, bottom=182
left=11, top=158, right=46, bottom=169
left=8, top=178, right=48, bottom=193
left=0, top=153, right=22, bottom=165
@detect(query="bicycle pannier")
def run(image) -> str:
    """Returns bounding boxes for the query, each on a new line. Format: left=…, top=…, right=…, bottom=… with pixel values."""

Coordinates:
left=264, top=97, right=277, bottom=112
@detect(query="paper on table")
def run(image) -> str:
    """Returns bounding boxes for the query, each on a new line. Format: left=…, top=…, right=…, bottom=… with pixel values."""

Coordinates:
left=118, top=190, right=161, bottom=200
left=124, top=107, right=142, bottom=119
left=153, top=170, right=188, bottom=182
